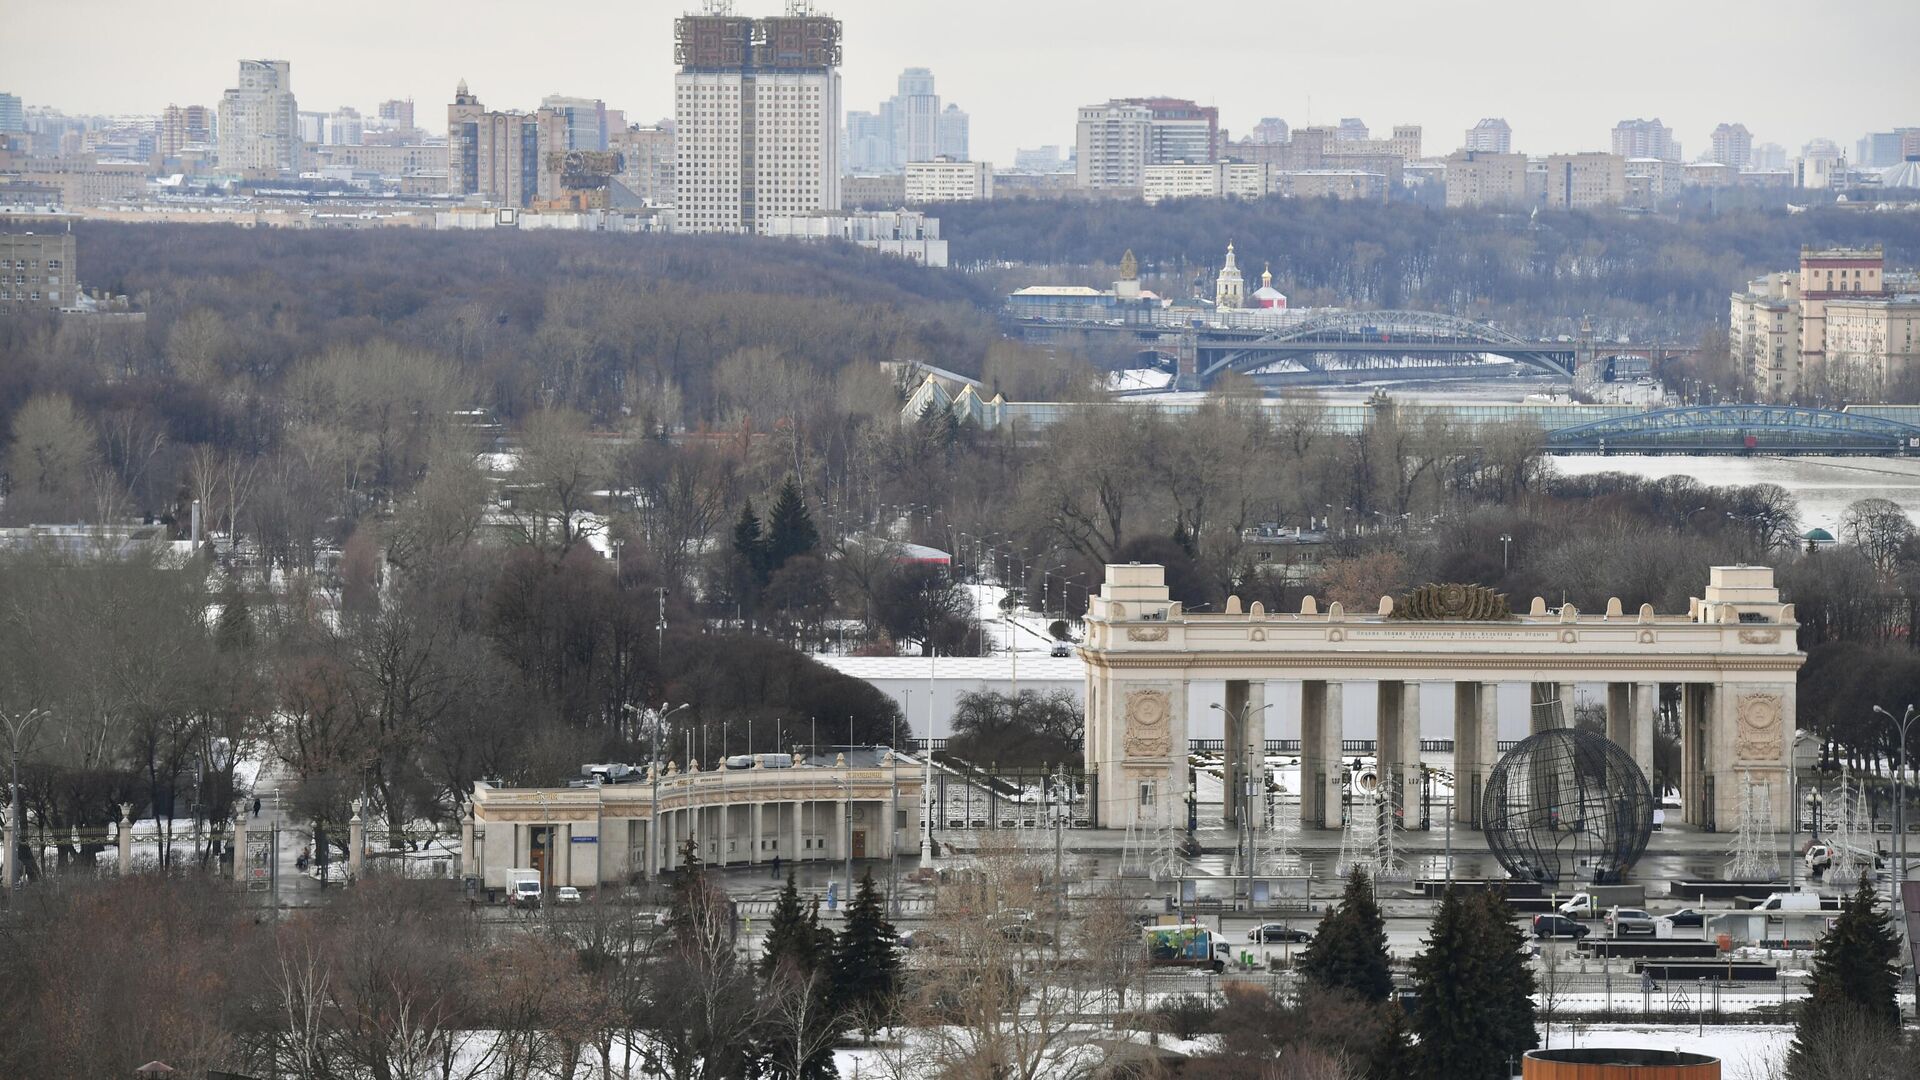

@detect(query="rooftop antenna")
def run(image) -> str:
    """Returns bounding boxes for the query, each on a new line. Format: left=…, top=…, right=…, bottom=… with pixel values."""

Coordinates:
left=701, top=0, right=735, bottom=14
left=785, top=0, right=815, bottom=13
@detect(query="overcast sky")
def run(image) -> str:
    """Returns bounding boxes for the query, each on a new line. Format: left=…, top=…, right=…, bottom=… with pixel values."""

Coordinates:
left=5, top=0, right=1917, bottom=165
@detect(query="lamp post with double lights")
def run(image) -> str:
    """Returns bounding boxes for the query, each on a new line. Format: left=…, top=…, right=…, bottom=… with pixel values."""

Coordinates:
left=1212, top=700, right=1272, bottom=907
left=627, top=701, right=691, bottom=881
left=3, top=707, right=51, bottom=890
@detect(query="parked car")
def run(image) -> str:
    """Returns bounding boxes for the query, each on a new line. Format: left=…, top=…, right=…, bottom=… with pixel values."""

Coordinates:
left=1532, top=914, right=1590, bottom=940
left=1665, top=907, right=1705, bottom=928
left=555, top=886, right=583, bottom=905
left=1248, top=923, right=1313, bottom=944
left=1605, top=908, right=1655, bottom=936
left=1051, top=641, right=1075, bottom=658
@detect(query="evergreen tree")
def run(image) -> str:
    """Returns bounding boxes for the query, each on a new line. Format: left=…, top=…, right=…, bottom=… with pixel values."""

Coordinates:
left=832, top=869, right=902, bottom=1040
left=1410, top=888, right=1538, bottom=1079
left=765, top=477, right=820, bottom=572
left=761, top=872, right=831, bottom=979
left=1298, top=867, right=1393, bottom=1003
left=1789, top=877, right=1904, bottom=1078
left=214, top=572, right=253, bottom=653
left=732, top=499, right=771, bottom=600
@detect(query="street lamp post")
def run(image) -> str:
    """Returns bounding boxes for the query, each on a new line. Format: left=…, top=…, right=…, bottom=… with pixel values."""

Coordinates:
left=3, top=708, right=50, bottom=890
left=1499, top=533, right=1513, bottom=571
left=630, top=701, right=691, bottom=882
left=610, top=537, right=625, bottom=585
left=1211, top=701, right=1272, bottom=907
left=1871, top=703, right=1919, bottom=1017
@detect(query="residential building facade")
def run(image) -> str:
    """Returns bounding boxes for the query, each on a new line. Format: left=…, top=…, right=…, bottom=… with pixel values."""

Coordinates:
left=1732, top=247, right=1914, bottom=400
left=1444, top=149, right=1527, bottom=207
left=217, top=59, right=298, bottom=173
left=0, top=230, right=77, bottom=313
left=447, top=81, right=540, bottom=206
left=1075, top=101, right=1152, bottom=188
left=1611, top=118, right=1678, bottom=162
left=904, top=158, right=991, bottom=202
left=159, top=105, right=214, bottom=159
left=1464, top=118, right=1512, bottom=153
left=1710, top=123, right=1752, bottom=169
left=1545, top=152, right=1626, bottom=208
left=610, top=124, right=675, bottom=203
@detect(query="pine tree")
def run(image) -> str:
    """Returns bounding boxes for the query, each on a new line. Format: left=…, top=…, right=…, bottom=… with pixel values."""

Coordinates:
left=1410, top=888, right=1537, bottom=1079
left=1789, top=877, right=1903, bottom=1077
left=765, top=477, right=820, bottom=572
left=832, top=869, right=902, bottom=1040
left=1298, top=867, right=1393, bottom=1002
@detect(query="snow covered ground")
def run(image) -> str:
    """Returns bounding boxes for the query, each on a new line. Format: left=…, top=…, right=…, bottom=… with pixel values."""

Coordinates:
left=1539, top=1024, right=1792, bottom=1080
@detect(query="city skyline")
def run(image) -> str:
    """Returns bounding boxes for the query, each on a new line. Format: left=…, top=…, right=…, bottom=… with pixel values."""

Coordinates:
left=4, top=0, right=1916, bottom=166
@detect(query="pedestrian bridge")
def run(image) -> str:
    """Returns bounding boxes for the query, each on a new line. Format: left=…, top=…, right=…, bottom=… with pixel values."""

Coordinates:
left=1200, top=310, right=1578, bottom=382
left=1545, top=405, right=1920, bottom=454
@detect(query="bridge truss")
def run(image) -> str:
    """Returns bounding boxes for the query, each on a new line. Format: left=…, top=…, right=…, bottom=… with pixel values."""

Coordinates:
left=1546, top=405, right=1920, bottom=454
left=1198, top=310, right=1577, bottom=382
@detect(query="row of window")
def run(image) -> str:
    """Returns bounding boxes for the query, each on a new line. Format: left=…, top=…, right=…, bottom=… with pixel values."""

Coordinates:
left=0, top=290, right=56, bottom=302
left=0, top=258, right=61, bottom=269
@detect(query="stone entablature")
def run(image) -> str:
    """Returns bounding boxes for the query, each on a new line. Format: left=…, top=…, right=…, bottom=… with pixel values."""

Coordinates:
left=1081, top=563, right=1802, bottom=835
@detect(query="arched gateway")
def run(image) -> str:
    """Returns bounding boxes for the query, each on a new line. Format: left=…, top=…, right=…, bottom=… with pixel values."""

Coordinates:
left=1081, top=564, right=1801, bottom=833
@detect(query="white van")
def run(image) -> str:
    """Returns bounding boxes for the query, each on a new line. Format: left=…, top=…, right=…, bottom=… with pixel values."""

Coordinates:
left=1752, top=892, right=1821, bottom=912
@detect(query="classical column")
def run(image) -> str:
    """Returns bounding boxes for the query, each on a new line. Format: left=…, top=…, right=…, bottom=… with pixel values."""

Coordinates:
left=835, top=799, right=848, bottom=863
left=1681, top=683, right=1715, bottom=829
left=555, top=822, right=572, bottom=886
left=1300, top=680, right=1344, bottom=829
left=750, top=802, right=764, bottom=865
left=1, top=804, right=13, bottom=890
left=117, top=803, right=133, bottom=875
left=1453, top=683, right=1498, bottom=827
left=516, top=822, right=531, bottom=871
left=1378, top=681, right=1423, bottom=823
left=790, top=800, right=804, bottom=863
left=1631, top=683, right=1658, bottom=791
left=1530, top=681, right=1567, bottom=733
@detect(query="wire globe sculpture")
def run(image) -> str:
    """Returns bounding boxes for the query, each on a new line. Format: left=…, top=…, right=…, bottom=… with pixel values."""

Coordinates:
left=1481, top=728, right=1655, bottom=885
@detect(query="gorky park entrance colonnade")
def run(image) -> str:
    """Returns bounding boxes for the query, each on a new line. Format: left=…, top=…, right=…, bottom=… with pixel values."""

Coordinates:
left=1080, top=564, right=1803, bottom=834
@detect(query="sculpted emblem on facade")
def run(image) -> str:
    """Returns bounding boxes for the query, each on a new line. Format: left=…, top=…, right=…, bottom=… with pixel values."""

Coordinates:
left=1735, top=692, right=1785, bottom=762
left=1738, top=628, right=1781, bottom=644
left=1123, top=688, right=1173, bottom=758
left=1127, top=626, right=1169, bottom=641
left=1391, top=582, right=1512, bottom=621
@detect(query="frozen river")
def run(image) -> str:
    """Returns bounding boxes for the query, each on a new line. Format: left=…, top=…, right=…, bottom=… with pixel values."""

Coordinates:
left=1545, top=454, right=1920, bottom=533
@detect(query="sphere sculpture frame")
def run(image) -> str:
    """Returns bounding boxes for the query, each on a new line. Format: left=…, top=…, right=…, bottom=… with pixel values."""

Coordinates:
left=1481, top=728, right=1655, bottom=885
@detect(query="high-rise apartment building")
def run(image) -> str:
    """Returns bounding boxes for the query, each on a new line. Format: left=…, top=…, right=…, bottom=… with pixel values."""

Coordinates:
left=1545, top=152, right=1626, bottom=208
left=1751, top=143, right=1788, bottom=172
left=1076, top=101, right=1152, bottom=188
left=1076, top=97, right=1220, bottom=187
left=936, top=104, right=969, bottom=161
left=159, top=104, right=214, bottom=158
left=610, top=124, right=676, bottom=203
left=327, top=107, right=365, bottom=146
left=1443, top=150, right=1527, bottom=207
left=1709, top=123, right=1752, bottom=169
left=845, top=110, right=889, bottom=172
left=1336, top=118, right=1369, bottom=142
left=892, top=68, right=939, bottom=165
left=673, top=8, right=842, bottom=234
left=1611, top=118, right=1678, bottom=162
left=447, top=81, right=541, bottom=206
left=1464, top=118, right=1512, bottom=153
left=217, top=60, right=298, bottom=173
left=379, top=99, right=416, bottom=135
left=1250, top=118, right=1289, bottom=145
left=541, top=95, right=610, bottom=151
left=1387, top=125, right=1422, bottom=162
left=0, top=93, right=23, bottom=134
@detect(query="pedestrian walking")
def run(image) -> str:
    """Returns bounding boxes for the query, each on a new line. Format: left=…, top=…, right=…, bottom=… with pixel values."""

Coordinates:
left=771, top=854, right=782, bottom=879
left=252, top=797, right=261, bottom=819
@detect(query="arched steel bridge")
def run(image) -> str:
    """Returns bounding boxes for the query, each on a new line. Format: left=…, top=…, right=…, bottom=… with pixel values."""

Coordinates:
left=1199, top=310, right=1577, bottom=382
left=1546, top=405, right=1920, bottom=454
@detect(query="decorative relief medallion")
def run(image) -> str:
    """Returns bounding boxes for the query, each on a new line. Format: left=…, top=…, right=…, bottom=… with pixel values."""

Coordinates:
left=1127, top=626, right=1169, bottom=642
left=1123, top=688, right=1173, bottom=759
left=1735, top=692, right=1785, bottom=762
left=1738, top=628, right=1781, bottom=644
left=1560, top=630, right=1577, bottom=644
left=1327, top=629, right=1345, bottom=642
left=1391, top=582, right=1512, bottom=621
